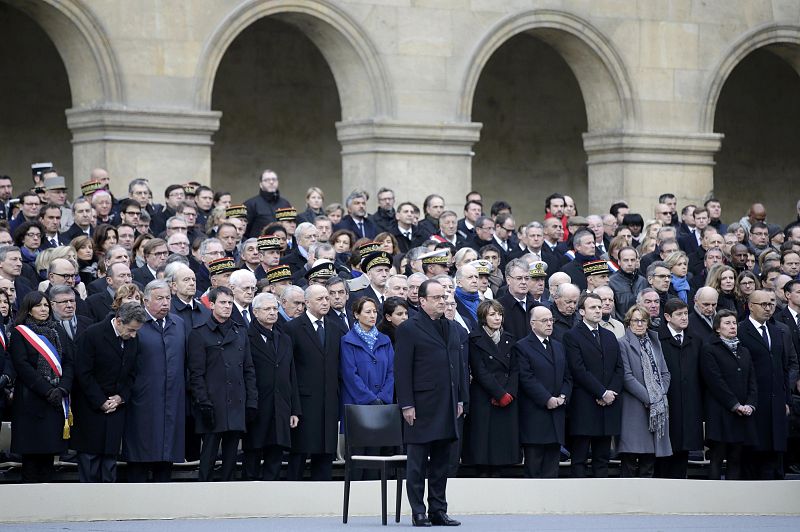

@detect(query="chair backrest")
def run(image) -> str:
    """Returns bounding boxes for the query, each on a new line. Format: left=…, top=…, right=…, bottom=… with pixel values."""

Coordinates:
left=343, top=404, right=403, bottom=454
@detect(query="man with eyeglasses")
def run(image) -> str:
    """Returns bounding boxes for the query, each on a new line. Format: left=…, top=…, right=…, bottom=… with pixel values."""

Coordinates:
left=513, top=305, right=570, bottom=478
left=646, top=261, right=672, bottom=316
left=132, top=238, right=169, bottom=286
left=229, top=269, right=257, bottom=327
left=9, top=191, right=41, bottom=232
left=655, top=297, right=704, bottom=479
left=395, top=280, right=464, bottom=527
left=165, top=216, right=189, bottom=239
left=637, top=287, right=664, bottom=331
left=50, top=284, right=92, bottom=347
left=167, top=232, right=191, bottom=258
left=492, top=213, right=516, bottom=267
left=45, top=257, right=90, bottom=315
left=86, top=262, right=132, bottom=322
left=118, top=198, right=143, bottom=228
left=737, top=289, right=793, bottom=479
left=749, top=221, right=771, bottom=257
left=466, top=215, right=496, bottom=253
left=196, top=238, right=226, bottom=295
left=498, top=258, right=540, bottom=341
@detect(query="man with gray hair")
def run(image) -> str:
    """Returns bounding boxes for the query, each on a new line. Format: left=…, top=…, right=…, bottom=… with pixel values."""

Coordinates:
left=166, top=263, right=209, bottom=333
left=50, top=284, right=93, bottom=344
left=71, top=302, right=147, bottom=483
left=687, top=286, right=718, bottom=345
left=278, top=284, right=305, bottom=326
left=87, top=245, right=131, bottom=296
left=335, top=189, right=377, bottom=239
left=281, top=221, right=319, bottom=275
left=229, top=269, right=257, bottom=326
left=498, top=258, right=540, bottom=340
left=552, top=282, right=580, bottom=342
left=86, top=261, right=132, bottom=322
left=196, top=237, right=225, bottom=295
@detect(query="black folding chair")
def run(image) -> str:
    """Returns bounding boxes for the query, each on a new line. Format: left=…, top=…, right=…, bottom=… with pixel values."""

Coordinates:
left=342, top=404, right=407, bottom=526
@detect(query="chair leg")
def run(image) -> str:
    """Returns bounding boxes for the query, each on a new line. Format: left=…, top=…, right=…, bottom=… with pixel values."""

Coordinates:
left=343, top=464, right=350, bottom=524
left=395, top=468, right=403, bottom=523
left=381, top=463, right=388, bottom=526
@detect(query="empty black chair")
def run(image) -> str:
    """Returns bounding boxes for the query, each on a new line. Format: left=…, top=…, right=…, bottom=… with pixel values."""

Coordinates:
left=343, top=404, right=407, bottom=526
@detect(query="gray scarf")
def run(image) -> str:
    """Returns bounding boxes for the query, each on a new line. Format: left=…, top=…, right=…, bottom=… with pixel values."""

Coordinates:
left=483, top=326, right=502, bottom=345
left=721, top=336, right=739, bottom=355
left=638, top=334, right=668, bottom=439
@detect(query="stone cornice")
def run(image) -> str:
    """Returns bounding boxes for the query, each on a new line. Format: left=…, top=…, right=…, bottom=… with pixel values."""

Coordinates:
left=336, top=119, right=482, bottom=156
left=583, top=131, right=724, bottom=166
left=66, top=106, right=221, bottom=146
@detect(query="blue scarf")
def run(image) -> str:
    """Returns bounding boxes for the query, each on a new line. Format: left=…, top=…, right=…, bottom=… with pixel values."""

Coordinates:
left=455, top=287, right=479, bottom=321
left=671, top=274, right=690, bottom=303
left=354, top=323, right=380, bottom=352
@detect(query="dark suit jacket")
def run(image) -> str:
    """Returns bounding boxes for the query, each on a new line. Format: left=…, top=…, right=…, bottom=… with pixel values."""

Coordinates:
left=678, top=232, right=700, bottom=254
left=497, top=293, right=539, bottom=342
left=171, top=297, right=211, bottom=339
left=71, top=317, right=139, bottom=454
left=394, top=311, right=465, bottom=444
left=514, top=334, right=571, bottom=445
left=284, top=313, right=343, bottom=454
left=132, top=265, right=156, bottom=287
left=348, top=285, right=384, bottom=316
left=61, top=223, right=93, bottom=243
left=391, top=225, right=426, bottom=254
left=335, top=215, right=378, bottom=240
left=772, top=308, right=800, bottom=385
left=279, top=247, right=308, bottom=276
left=687, top=308, right=716, bottom=347
left=564, top=322, right=623, bottom=436
left=86, top=290, right=114, bottom=323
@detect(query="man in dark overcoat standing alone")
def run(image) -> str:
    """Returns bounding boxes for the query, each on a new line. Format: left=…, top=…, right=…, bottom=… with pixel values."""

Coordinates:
left=395, top=279, right=464, bottom=527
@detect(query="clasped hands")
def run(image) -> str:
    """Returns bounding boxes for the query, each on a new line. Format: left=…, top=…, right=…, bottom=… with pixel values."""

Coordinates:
left=101, top=394, right=123, bottom=414
left=546, top=395, right=566, bottom=410
left=595, top=390, right=617, bottom=407
left=734, top=404, right=754, bottom=416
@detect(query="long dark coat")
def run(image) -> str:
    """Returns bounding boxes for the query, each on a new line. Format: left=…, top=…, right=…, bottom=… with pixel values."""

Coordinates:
left=497, top=293, right=539, bottom=342
left=687, top=309, right=716, bottom=347
left=394, top=311, right=465, bottom=444
left=462, top=327, right=519, bottom=465
left=0, top=328, right=13, bottom=411
left=700, top=336, right=758, bottom=444
left=243, top=323, right=300, bottom=450
left=71, top=317, right=138, bottom=454
left=122, top=313, right=187, bottom=463
left=564, top=322, right=623, bottom=436
left=284, top=313, right=342, bottom=454
left=737, top=320, right=791, bottom=452
left=86, top=289, right=113, bottom=323
left=617, top=329, right=672, bottom=456
left=9, top=324, right=73, bottom=454
left=772, top=307, right=800, bottom=386
left=658, top=325, right=704, bottom=451
left=171, top=297, right=210, bottom=339
left=188, top=316, right=258, bottom=433
left=514, top=333, right=572, bottom=445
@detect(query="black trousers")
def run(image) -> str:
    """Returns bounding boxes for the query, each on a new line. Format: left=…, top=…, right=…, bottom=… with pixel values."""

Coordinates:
left=708, top=441, right=743, bottom=480
left=447, top=417, right=464, bottom=478
left=570, top=435, right=612, bottom=478
left=655, top=450, right=689, bottom=478
left=743, top=449, right=783, bottom=480
left=406, top=440, right=451, bottom=516
left=199, top=431, right=241, bottom=482
left=523, top=443, right=561, bottom=478
left=619, top=452, right=656, bottom=478
left=21, top=454, right=55, bottom=483
left=286, top=452, right=334, bottom=481
left=77, top=452, right=117, bottom=483
left=185, top=414, right=202, bottom=462
left=243, top=446, right=284, bottom=481
left=126, top=461, right=173, bottom=482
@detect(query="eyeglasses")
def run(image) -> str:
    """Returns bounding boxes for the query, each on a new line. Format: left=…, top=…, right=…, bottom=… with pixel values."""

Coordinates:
left=124, top=210, right=141, bottom=216
left=651, top=274, right=670, bottom=279
left=630, top=319, right=648, bottom=325
left=169, top=226, right=188, bottom=232
left=170, top=242, right=189, bottom=247
left=149, top=251, right=169, bottom=257
left=238, top=286, right=257, bottom=293
left=532, top=318, right=555, bottom=323
left=52, top=299, right=76, bottom=305
left=25, top=232, right=41, bottom=238
left=750, top=301, right=776, bottom=309
left=50, top=272, right=75, bottom=280
left=739, top=280, right=755, bottom=286
left=422, top=294, right=446, bottom=301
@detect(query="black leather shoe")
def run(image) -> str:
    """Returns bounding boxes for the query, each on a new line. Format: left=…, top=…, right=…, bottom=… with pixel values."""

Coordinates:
left=412, top=513, right=432, bottom=527
left=429, top=512, right=461, bottom=526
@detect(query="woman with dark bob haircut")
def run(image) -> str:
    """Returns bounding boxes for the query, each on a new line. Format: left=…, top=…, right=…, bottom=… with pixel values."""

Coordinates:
left=461, top=299, right=519, bottom=474
left=9, top=291, right=74, bottom=483
left=377, top=296, right=409, bottom=346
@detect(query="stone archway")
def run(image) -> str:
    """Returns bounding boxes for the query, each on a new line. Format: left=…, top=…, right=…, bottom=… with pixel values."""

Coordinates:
left=460, top=10, right=636, bottom=217
left=703, top=24, right=800, bottom=224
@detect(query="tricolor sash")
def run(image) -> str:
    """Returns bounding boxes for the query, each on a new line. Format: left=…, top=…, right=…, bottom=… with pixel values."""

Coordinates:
left=15, top=325, right=72, bottom=438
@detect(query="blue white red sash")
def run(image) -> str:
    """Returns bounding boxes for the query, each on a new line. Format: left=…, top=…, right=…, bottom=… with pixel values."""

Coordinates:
left=15, top=325, right=71, bottom=436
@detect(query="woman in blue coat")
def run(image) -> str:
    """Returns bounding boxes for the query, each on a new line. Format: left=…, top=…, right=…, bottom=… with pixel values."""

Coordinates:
left=340, top=296, right=394, bottom=409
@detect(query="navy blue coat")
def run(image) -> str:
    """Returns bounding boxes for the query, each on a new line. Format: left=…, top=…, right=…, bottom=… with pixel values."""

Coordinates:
left=335, top=215, right=378, bottom=240
left=123, top=313, right=187, bottom=463
left=340, top=326, right=394, bottom=410
left=394, top=311, right=465, bottom=444
left=564, top=322, right=623, bottom=436
left=71, top=317, right=138, bottom=454
left=497, top=293, right=539, bottom=342
left=515, top=333, right=572, bottom=445
left=737, top=319, right=791, bottom=451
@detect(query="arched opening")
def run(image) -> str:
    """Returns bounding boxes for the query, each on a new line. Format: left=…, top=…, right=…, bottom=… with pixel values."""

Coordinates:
left=471, top=33, right=588, bottom=223
left=0, top=2, right=72, bottom=184
left=210, top=17, right=342, bottom=206
left=713, top=46, right=800, bottom=224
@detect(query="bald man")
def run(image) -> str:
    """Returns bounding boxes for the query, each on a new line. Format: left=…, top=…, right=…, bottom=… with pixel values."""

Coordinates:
left=687, top=287, right=718, bottom=345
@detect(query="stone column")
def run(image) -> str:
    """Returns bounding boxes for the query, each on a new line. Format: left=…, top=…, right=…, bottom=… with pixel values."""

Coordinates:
left=336, top=120, right=482, bottom=211
left=583, top=131, right=724, bottom=216
left=66, top=106, right=221, bottom=198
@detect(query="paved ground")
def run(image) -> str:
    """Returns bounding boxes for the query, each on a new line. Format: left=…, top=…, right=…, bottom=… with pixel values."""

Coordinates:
left=4, top=515, right=800, bottom=531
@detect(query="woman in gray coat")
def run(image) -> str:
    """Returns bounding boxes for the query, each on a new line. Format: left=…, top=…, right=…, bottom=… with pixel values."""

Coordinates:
left=617, top=304, right=672, bottom=477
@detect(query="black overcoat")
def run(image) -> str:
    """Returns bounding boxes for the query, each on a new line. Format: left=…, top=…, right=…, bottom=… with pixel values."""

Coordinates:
left=700, top=336, right=758, bottom=444
left=394, top=311, right=465, bottom=444
left=657, top=326, right=704, bottom=451
left=514, top=333, right=572, bottom=445
left=243, top=323, right=301, bottom=450
left=188, top=316, right=258, bottom=433
left=86, top=290, right=113, bottom=323
left=497, top=293, right=539, bottom=342
left=687, top=309, right=716, bottom=347
left=461, top=327, right=519, bottom=465
left=71, top=317, right=138, bottom=454
left=737, top=320, right=791, bottom=451
left=284, top=313, right=342, bottom=454
left=564, top=322, right=623, bottom=436
left=9, top=324, right=74, bottom=454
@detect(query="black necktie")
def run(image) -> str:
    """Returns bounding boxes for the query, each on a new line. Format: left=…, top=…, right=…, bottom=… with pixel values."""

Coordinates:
left=760, top=324, right=770, bottom=349
left=242, top=309, right=250, bottom=324
left=337, top=311, right=348, bottom=329
left=49, top=237, right=57, bottom=247
left=591, top=328, right=600, bottom=346
left=543, top=338, right=551, bottom=353
left=356, top=221, right=364, bottom=238
left=675, top=333, right=682, bottom=345
left=316, top=319, right=325, bottom=345
left=795, top=313, right=800, bottom=331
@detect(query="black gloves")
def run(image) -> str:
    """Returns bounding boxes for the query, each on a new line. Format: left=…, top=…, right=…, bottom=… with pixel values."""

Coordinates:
left=0, top=374, right=10, bottom=391
left=246, top=407, right=258, bottom=423
left=199, top=404, right=215, bottom=427
left=46, top=387, right=64, bottom=409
